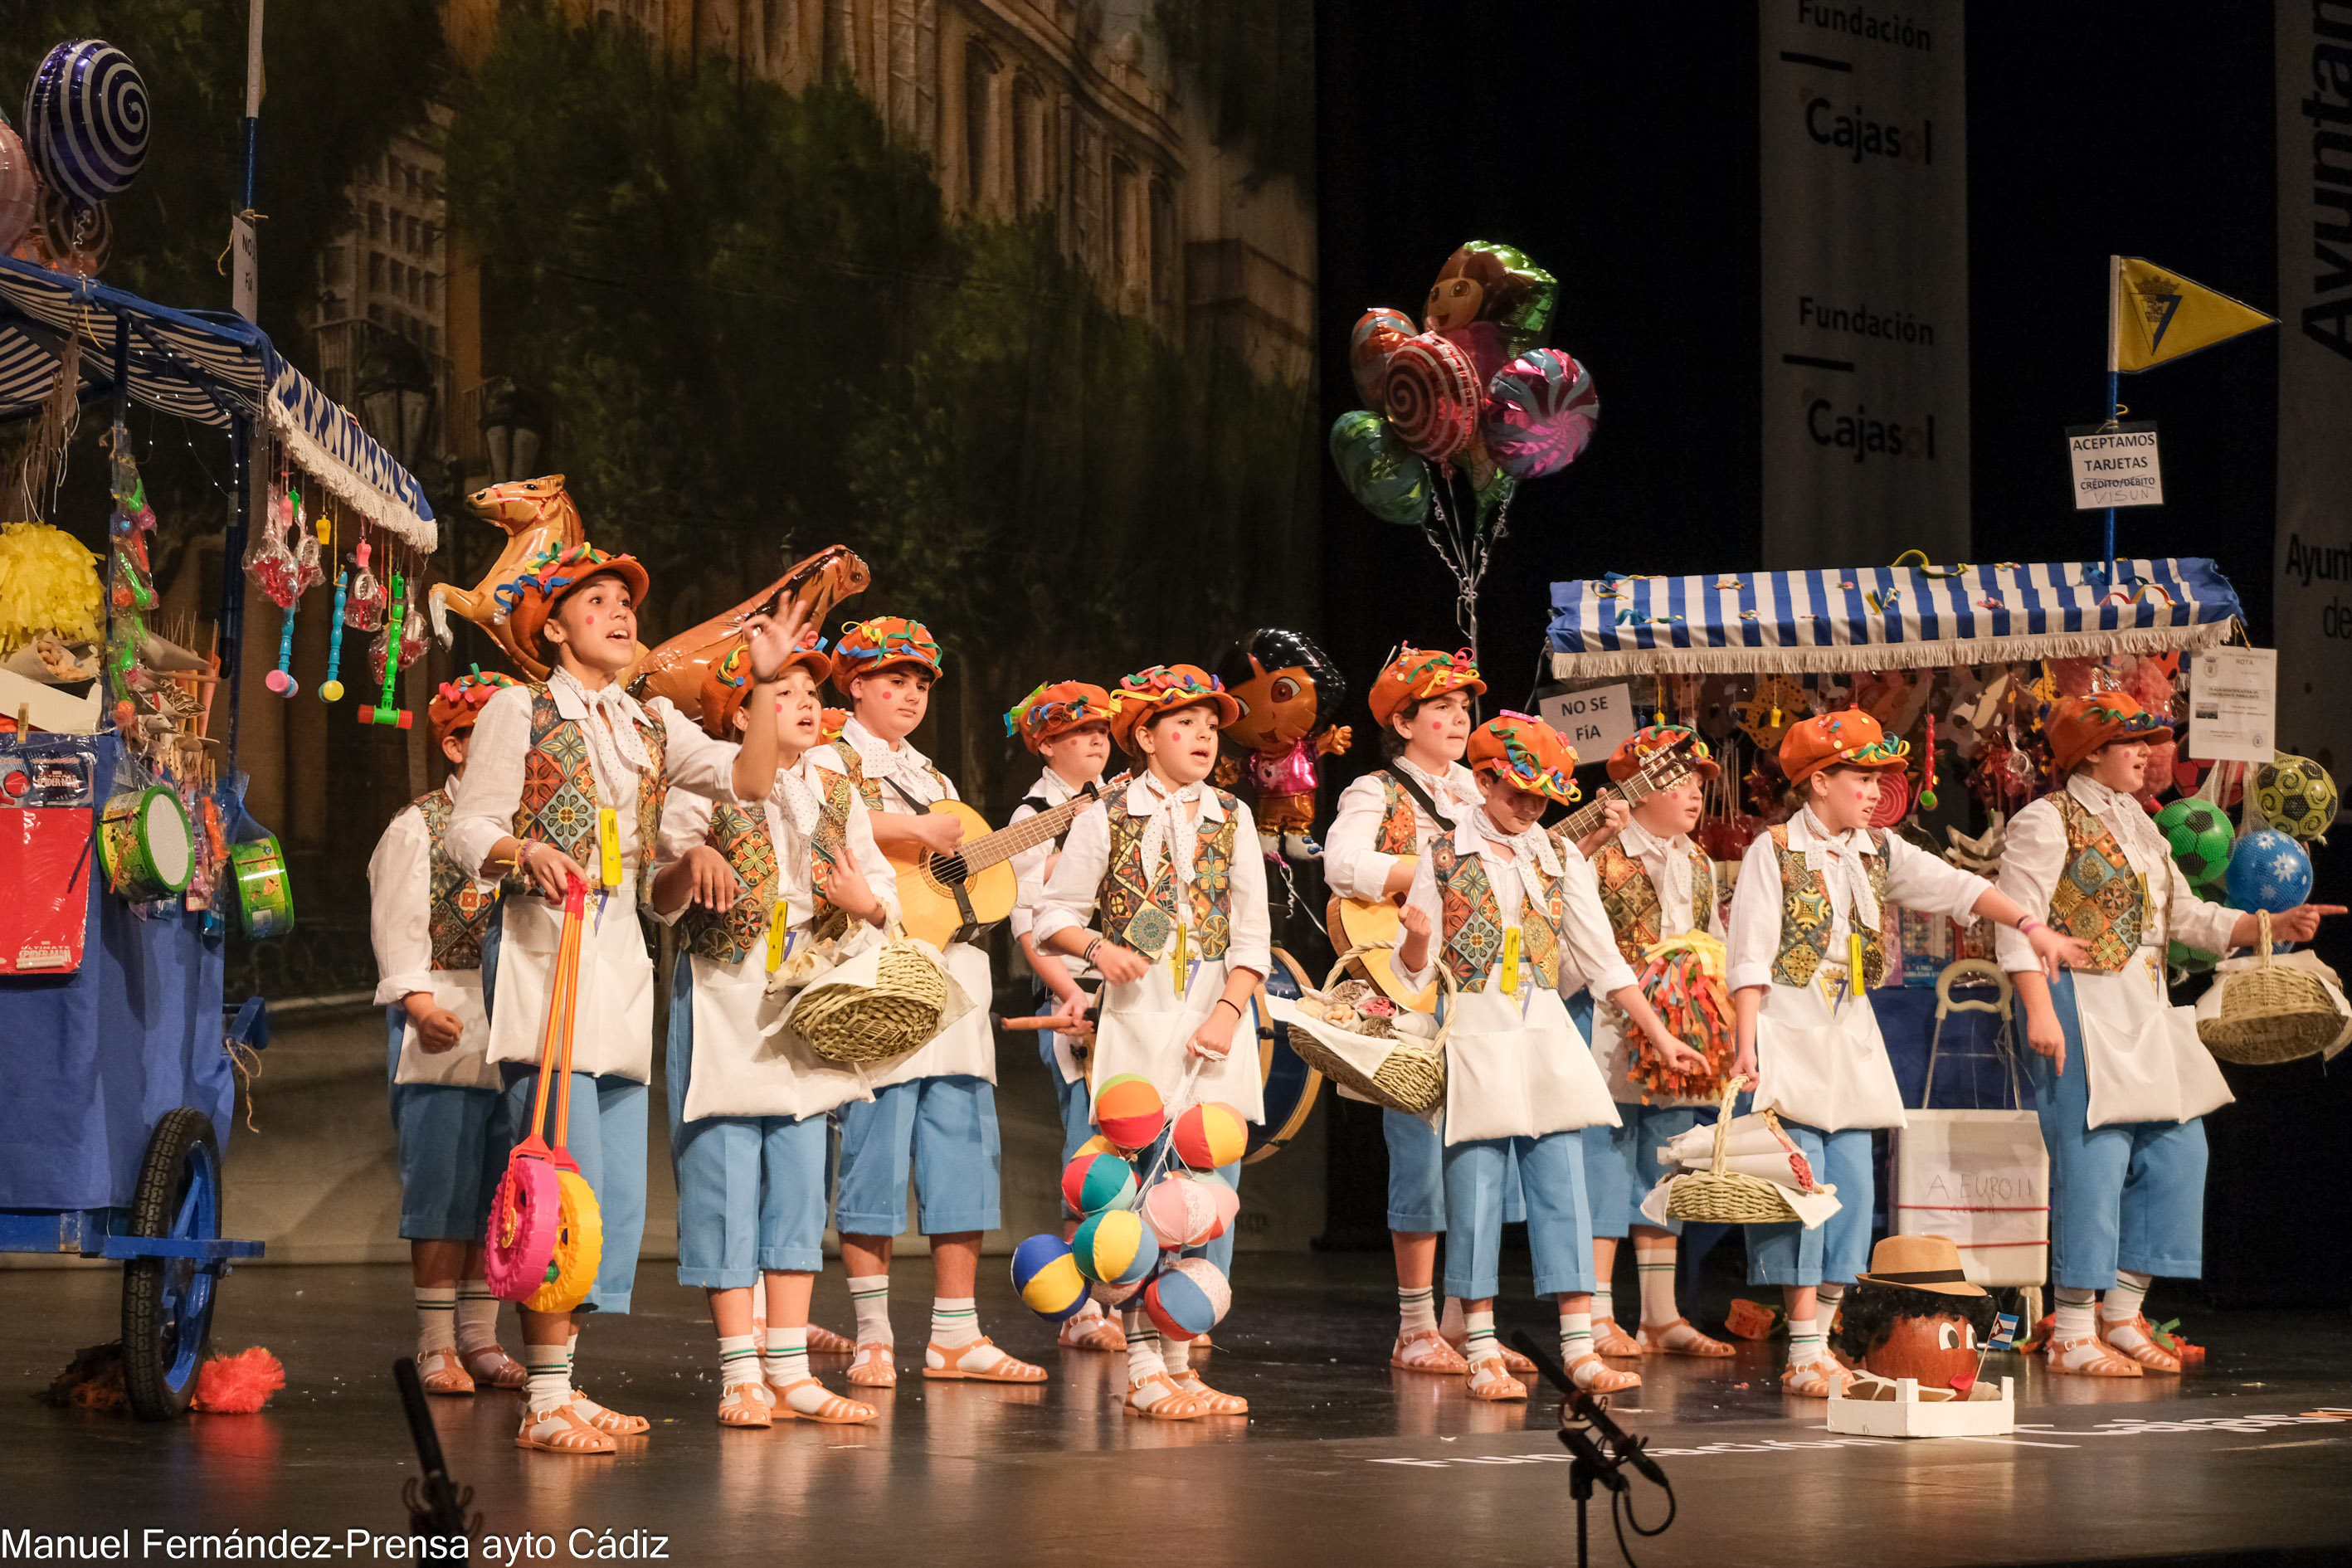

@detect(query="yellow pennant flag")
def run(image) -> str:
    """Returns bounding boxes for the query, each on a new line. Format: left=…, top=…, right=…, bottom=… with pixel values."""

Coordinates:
left=2112, top=256, right=2276, bottom=373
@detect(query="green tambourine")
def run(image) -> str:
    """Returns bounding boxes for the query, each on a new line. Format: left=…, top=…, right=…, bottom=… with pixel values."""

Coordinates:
left=231, top=834, right=297, bottom=939
left=99, top=786, right=193, bottom=903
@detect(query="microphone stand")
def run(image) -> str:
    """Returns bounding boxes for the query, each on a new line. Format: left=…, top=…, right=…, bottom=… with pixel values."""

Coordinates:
left=1512, top=1332, right=1675, bottom=1568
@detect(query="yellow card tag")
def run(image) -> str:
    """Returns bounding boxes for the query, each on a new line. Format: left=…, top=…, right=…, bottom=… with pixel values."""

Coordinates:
left=1848, top=932, right=1866, bottom=991
left=1171, top=923, right=1191, bottom=992
left=1500, top=927, right=1522, bottom=995
left=766, top=901, right=790, bottom=972
left=597, top=807, right=622, bottom=889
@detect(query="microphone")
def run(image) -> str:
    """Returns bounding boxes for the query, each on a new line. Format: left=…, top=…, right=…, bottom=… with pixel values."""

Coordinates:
left=1511, top=1330, right=1671, bottom=1490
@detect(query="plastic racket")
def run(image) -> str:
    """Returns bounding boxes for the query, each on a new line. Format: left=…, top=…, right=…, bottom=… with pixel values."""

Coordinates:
left=484, top=877, right=597, bottom=1303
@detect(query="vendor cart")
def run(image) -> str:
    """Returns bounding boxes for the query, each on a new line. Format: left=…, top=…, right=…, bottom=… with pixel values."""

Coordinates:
left=0, top=255, right=437, bottom=1417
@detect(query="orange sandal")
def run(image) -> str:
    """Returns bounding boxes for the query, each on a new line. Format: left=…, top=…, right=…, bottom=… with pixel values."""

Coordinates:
left=1466, top=1352, right=1529, bottom=1402
left=806, top=1324, right=858, bottom=1356
left=416, top=1347, right=475, bottom=1396
left=516, top=1403, right=616, bottom=1454
left=1780, top=1357, right=1853, bottom=1398
left=1170, top=1371, right=1248, bottom=1415
left=1126, top=1372, right=1211, bottom=1419
left=460, top=1346, right=528, bottom=1390
left=716, top=1382, right=773, bottom=1428
left=2100, top=1316, right=2181, bottom=1373
left=2045, top=1334, right=2145, bottom=1377
left=768, top=1377, right=878, bottom=1424
left=1592, top=1317, right=1643, bottom=1357
left=1569, top=1353, right=1642, bottom=1395
left=1059, top=1313, right=1128, bottom=1352
left=572, top=1393, right=650, bottom=1435
left=924, top=1337, right=1048, bottom=1383
left=1449, top=1334, right=1538, bottom=1375
left=1390, top=1327, right=1470, bottom=1374
left=846, top=1343, right=898, bottom=1387
left=1639, top=1318, right=1736, bottom=1357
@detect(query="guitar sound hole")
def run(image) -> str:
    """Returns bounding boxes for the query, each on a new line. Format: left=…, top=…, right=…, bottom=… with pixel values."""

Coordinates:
left=931, top=854, right=969, bottom=889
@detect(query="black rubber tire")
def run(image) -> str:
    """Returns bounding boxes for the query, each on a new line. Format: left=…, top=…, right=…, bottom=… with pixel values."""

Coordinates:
left=120, top=1107, right=221, bottom=1421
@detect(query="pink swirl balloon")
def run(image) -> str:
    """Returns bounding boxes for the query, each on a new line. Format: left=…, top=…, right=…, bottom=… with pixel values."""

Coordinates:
left=1867, top=767, right=1911, bottom=829
left=1482, top=348, right=1600, bottom=480
left=1381, top=332, right=1482, bottom=461
left=1350, top=308, right=1415, bottom=413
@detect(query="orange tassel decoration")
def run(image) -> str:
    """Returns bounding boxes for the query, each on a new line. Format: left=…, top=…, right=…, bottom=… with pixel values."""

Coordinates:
left=192, top=1346, right=286, bottom=1414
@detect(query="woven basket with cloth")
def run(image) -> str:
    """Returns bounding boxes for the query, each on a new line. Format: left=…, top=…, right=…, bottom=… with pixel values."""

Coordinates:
left=787, top=932, right=957, bottom=1065
left=1270, top=947, right=1453, bottom=1115
left=1663, top=1076, right=1805, bottom=1225
left=2198, top=909, right=2350, bottom=1066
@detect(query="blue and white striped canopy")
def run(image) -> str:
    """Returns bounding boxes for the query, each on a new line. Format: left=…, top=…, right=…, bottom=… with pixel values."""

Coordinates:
left=1546, top=558, right=2244, bottom=678
left=0, top=255, right=435, bottom=549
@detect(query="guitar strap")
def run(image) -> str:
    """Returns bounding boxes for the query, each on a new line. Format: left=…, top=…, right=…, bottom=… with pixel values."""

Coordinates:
left=1020, top=794, right=1076, bottom=851
left=1378, top=767, right=1454, bottom=835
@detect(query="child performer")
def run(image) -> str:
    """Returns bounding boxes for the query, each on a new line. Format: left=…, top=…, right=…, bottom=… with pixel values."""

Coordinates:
left=1004, top=679, right=1127, bottom=1353
left=1392, top=714, right=1699, bottom=1400
left=1034, top=664, right=1270, bottom=1419
left=1319, top=646, right=1497, bottom=1376
left=368, top=667, right=528, bottom=1396
left=1581, top=726, right=1736, bottom=1362
left=654, top=635, right=898, bottom=1426
left=815, top=618, right=1044, bottom=1388
left=446, top=542, right=806, bottom=1454
left=1727, top=709, right=2084, bottom=1396
left=1998, top=694, right=2340, bottom=1376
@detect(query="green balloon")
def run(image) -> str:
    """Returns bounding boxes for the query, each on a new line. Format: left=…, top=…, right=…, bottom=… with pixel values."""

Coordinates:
left=2168, top=938, right=2218, bottom=975
left=1329, top=409, right=1431, bottom=526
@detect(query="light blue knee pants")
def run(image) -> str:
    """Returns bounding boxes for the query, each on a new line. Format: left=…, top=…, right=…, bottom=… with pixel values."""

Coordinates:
left=2026, top=971, right=2207, bottom=1290
left=834, top=1074, right=1003, bottom=1236
left=1744, top=1109, right=1873, bottom=1288
left=385, top=1010, right=511, bottom=1241
left=1442, top=1129, right=1596, bottom=1300
left=667, top=952, right=832, bottom=1288
left=1581, top=1103, right=1707, bottom=1240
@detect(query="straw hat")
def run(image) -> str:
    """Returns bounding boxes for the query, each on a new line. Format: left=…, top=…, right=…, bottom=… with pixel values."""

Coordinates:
left=695, top=627, right=832, bottom=740
left=428, top=665, right=519, bottom=747
left=1853, top=1234, right=1986, bottom=1298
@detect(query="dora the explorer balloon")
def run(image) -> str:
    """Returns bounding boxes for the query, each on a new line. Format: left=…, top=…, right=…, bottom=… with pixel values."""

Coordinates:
left=1214, top=628, right=1351, bottom=850
left=1423, top=241, right=1558, bottom=389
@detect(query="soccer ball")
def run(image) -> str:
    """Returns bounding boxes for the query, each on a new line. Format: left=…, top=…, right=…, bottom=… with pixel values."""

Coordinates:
left=2251, top=753, right=2339, bottom=843
left=2155, top=797, right=2233, bottom=890
left=2167, top=939, right=2218, bottom=975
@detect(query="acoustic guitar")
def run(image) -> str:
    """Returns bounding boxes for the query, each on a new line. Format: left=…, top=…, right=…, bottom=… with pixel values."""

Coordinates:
left=1325, top=733, right=1707, bottom=1011
left=886, top=773, right=1130, bottom=949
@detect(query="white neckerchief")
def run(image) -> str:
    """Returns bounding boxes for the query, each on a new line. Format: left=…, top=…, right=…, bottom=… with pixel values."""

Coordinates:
left=549, top=667, right=651, bottom=806
left=1619, top=816, right=1691, bottom=912
left=842, top=716, right=944, bottom=807
left=770, top=752, right=828, bottom=840
left=1030, top=768, right=1084, bottom=807
left=1128, top=772, right=1218, bottom=890
left=1392, top=753, right=1468, bottom=827
left=1468, top=807, right=1563, bottom=881
left=1794, top=806, right=1881, bottom=933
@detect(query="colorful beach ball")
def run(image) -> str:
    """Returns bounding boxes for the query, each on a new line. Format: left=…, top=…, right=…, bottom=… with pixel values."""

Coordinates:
left=1189, top=1171, right=1240, bottom=1240
left=1091, top=1277, right=1144, bottom=1310
left=1072, top=1132, right=1121, bottom=1162
left=1093, top=1073, right=1166, bottom=1150
left=2156, top=797, right=2233, bottom=891
left=1141, top=1175, right=1220, bottom=1251
left=1010, top=1234, right=1088, bottom=1324
left=2224, top=829, right=2313, bottom=915
left=1072, top=1207, right=1157, bottom=1287
left=1143, top=1259, right=1231, bottom=1342
left=1173, top=1101, right=1249, bottom=1171
left=1061, top=1151, right=1138, bottom=1217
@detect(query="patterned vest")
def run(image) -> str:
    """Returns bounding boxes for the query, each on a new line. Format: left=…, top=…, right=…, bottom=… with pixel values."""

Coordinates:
left=679, top=771, right=861, bottom=965
left=1374, top=774, right=1424, bottom=855
left=2045, top=792, right=2144, bottom=974
left=1767, top=824, right=1892, bottom=990
left=415, top=790, right=501, bottom=971
left=1591, top=841, right=1717, bottom=968
left=1429, top=835, right=1563, bottom=992
left=514, top=685, right=670, bottom=909
left=1098, top=791, right=1240, bottom=962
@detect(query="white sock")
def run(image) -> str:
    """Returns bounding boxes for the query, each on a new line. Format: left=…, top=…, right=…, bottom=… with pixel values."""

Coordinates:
left=1814, top=1283, right=1846, bottom=1319
left=455, top=1279, right=500, bottom=1355
left=762, top=1325, right=810, bottom=1387
left=1592, top=1282, right=1615, bottom=1325
left=930, top=1296, right=981, bottom=1348
left=1125, top=1311, right=1167, bottom=1385
left=1560, top=1309, right=1595, bottom=1366
left=1463, top=1308, right=1498, bottom=1365
left=1072, top=1297, right=1106, bottom=1324
left=1163, top=1334, right=1193, bottom=1376
left=1637, top=1246, right=1680, bottom=1325
left=1786, top=1315, right=1826, bottom=1366
left=849, top=1274, right=893, bottom=1346
left=415, top=1286, right=457, bottom=1354
left=2101, top=1270, right=2153, bottom=1325
left=2054, top=1287, right=2098, bottom=1342
left=717, top=1333, right=762, bottom=1389
left=1398, top=1285, right=1438, bottom=1337
left=523, top=1342, right=571, bottom=1414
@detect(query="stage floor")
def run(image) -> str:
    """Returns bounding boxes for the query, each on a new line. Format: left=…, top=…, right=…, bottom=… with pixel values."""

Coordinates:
left=4, top=1256, right=2349, bottom=1566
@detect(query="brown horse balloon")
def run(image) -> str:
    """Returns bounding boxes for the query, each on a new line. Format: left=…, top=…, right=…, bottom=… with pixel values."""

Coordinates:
left=428, top=475, right=587, bottom=681
left=631, top=546, right=872, bottom=719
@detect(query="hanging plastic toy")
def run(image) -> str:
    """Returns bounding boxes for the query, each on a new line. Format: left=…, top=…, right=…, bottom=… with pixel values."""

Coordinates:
left=264, top=597, right=299, bottom=697
left=293, top=498, right=325, bottom=597
left=319, top=567, right=350, bottom=703
left=244, top=450, right=302, bottom=610
left=359, top=569, right=414, bottom=729
left=346, top=533, right=387, bottom=631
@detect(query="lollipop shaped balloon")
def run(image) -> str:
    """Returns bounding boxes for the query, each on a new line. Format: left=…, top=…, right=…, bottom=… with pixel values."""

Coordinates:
left=1482, top=348, right=1600, bottom=481
left=22, top=40, right=150, bottom=209
left=1350, top=308, right=1415, bottom=413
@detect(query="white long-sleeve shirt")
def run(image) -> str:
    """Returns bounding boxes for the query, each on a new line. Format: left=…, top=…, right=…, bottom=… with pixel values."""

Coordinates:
left=1394, top=817, right=1639, bottom=999
left=444, top=681, right=744, bottom=883
left=1033, top=776, right=1271, bottom=980
left=1007, top=766, right=1098, bottom=945
left=1321, top=757, right=1482, bottom=901
left=654, top=747, right=900, bottom=936
left=1994, top=774, right=2239, bottom=971
left=368, top=782, right=477, bottom=1005
left=1611, top=817, right=1726, bottom=942
left=1726, top=807, right=1992, bottom=993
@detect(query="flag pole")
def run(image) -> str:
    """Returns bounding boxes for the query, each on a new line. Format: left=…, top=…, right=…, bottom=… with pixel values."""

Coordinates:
left=2103, top=254, right=2120, bottom=582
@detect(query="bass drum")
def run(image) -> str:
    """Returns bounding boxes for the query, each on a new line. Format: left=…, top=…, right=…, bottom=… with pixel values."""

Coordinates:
left=1244, top=947, right=1325, bottom=1164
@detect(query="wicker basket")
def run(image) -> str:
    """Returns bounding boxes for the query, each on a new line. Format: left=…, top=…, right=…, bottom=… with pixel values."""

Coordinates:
left=2199, top=910, right=2346, bottom=1066
left=1278, top=947, right=1454, bottom=1115
left=795, top=936, right=950, bottom=1065
left=1663, top=1076, right=1804, bottom=1225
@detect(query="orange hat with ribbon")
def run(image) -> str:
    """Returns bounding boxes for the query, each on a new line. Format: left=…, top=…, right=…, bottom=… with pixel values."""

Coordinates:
left=428, top=665, right=520, bottom=747
left=1106, top=664, right=1242, bottom=755
left=1466, top=713, right=1582, bottom=806
left=830, top=616, right=943, bottom=695
left=1006, top=679, right=1116, bottom=753
left=1367, top=645, right=1487, bottom=730
left=2045, top=692, right=2174, bottom=775
left=1780, top=708, right=1910, bottom=789
left=501, top=542, right=651, bottom=666
left=695, top=625, right=834, bottom=740
left=1606, top=723, right=1719, bottom=782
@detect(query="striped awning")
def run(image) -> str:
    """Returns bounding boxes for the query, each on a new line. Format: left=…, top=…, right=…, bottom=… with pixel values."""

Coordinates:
left=1546, top=558, right=2244, bottom=678
left=0, top=256, right=435, bottom=549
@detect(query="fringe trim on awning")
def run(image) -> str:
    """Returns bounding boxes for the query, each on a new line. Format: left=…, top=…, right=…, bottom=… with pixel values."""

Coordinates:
left=1548, top=620, right=2236, bottom=679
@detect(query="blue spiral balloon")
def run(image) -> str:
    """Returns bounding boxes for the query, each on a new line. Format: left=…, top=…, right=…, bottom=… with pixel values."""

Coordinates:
left=22, top=40, right=149, bottom=208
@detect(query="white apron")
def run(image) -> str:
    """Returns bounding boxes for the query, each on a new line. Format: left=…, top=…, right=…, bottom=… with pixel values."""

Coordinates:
left=681, top=938, right=874, bottom=1122
left=862, top=937, right=997, bottom=1089
left=1089, top=957, right=1264, bottom=1126
left=485, top=888, right=656, bottom=1082
left=1443, top=980, right=1621, bottom=1146
left=1589, top=1004, right=1715, bottom=1110
left=1753, top=965, right=1907, bottom=1132
left=393, top=971, right=502, bottom=1090
left=2073, top=951, right=2234, bottom=1128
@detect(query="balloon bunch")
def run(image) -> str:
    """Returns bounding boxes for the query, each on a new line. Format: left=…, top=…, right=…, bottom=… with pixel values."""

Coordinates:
left=1330, top=242, right=1599, bottom=662
left=2, top=39, right=149, bottom=272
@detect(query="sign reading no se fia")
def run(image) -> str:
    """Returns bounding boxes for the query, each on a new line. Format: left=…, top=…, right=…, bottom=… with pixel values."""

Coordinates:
left=2067, top=421, right=2163, bottom=509
left=1539, top=683, right=1635, bottom=758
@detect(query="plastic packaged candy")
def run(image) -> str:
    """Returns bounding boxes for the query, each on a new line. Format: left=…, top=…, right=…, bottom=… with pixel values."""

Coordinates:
left=344, top=536, right=387, bottom=631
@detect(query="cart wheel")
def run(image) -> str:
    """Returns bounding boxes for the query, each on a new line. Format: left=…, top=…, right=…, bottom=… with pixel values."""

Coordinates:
left=120, top=1108, right=222, bottom=1420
